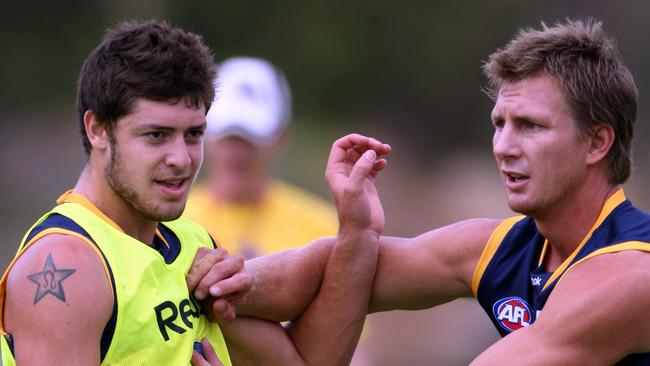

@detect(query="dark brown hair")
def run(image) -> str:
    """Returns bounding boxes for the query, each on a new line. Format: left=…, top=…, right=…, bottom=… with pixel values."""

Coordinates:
left=76, top=20, right=217, bottom=155
left=483, top=19, right=637, bottom=184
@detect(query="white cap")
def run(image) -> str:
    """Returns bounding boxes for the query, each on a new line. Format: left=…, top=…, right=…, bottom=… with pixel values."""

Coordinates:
left=206, top=57, right=292, bottom=147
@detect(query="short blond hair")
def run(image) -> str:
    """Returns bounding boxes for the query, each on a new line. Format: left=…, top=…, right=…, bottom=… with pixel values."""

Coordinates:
left=483, top=19, right=637, bottom=184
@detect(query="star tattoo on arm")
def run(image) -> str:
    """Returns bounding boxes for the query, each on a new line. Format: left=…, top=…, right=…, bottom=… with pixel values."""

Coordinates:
left=27, top=253, right=76, bottom=304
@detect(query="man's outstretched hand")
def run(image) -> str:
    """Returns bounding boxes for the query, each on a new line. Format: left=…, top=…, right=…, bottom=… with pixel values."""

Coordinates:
left=325, top=133, right=391, bottom=239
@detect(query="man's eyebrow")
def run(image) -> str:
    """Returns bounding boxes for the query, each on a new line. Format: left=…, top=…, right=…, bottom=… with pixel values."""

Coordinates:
left=511, top=111, right=546, bottom=123
left=134, top=123, right=174, bottom=131
left=492, top=108, right=546, bottom=122
left=133, top=121, right=207, bottom=132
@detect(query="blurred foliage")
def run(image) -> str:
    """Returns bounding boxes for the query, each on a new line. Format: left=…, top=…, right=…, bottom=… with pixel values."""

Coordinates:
left=2, top=1, right=650, bottom=225
left=3, top=1, right=650, bottom=157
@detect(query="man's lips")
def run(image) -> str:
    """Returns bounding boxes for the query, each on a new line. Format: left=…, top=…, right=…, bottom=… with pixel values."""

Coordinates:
left=155, top=177, right=190, bottom=197
left=502, top=170, right=529, bottom=189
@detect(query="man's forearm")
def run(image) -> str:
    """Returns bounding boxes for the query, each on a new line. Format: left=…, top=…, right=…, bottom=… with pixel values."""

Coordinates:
left=236, top=237, right=336, bottom=321
left=220, top=135, right=389, bottom=365
left=285, top=229, right=379, bottom=366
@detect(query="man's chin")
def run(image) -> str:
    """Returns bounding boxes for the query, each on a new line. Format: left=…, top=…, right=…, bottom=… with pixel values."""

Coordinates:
left=145, top=205, right=185, bottom=222
left=507, top=197, right=534, bottom=216
left=157, top=212, right=184, bottom=222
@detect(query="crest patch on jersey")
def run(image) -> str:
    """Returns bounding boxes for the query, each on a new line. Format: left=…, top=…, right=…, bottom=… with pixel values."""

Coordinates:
left=492, top=296, right=532, bottom=332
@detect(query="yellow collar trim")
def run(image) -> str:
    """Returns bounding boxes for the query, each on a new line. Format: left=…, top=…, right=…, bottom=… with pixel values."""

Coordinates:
left=541, top=188, right=626, bottom=291
left=57, top=190, right=124, bottom=232
left=56, top=190, right=168, bottom=246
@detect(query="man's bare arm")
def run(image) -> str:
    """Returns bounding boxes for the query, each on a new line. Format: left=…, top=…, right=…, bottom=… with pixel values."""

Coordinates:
left=208, top=218, right=498, bottom=323
left=218, top=231, right=375, bottom=365
left=5, top=235, right=113, bottom=365
left=190, top=134, right=390, bottom=365
left=236, top=237, right=335, bottom=320
left=227, top=217, right=497, bottom=320
left=370, top=218, right=499, bottom=312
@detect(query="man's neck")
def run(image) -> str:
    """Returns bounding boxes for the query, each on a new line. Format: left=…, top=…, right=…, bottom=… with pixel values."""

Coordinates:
left=74, top=165, right=158, bottom=245
left=536, top=183, right=620, bottom=271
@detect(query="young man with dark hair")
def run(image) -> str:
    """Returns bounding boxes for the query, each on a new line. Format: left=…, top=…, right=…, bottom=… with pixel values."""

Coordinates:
left=0, top=20, right=391, bottom=366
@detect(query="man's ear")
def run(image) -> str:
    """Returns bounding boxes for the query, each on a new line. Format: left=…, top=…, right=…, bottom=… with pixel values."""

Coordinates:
left=585, top=123, right=615, bottom=166
left=83, top=110, right=109, bottom=151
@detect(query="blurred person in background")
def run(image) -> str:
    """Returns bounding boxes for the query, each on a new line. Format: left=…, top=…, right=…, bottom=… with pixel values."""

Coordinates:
left=184, top=57, right=339, bottom=259
left=184, top=56, right=373, bottom=365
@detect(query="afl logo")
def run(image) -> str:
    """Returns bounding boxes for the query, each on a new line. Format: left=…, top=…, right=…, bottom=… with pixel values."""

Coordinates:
left=492, top=296, right=532, bottom=332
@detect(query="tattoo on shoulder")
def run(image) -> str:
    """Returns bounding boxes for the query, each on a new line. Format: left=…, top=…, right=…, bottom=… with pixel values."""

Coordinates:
left=26, top=253, right=76, bottom=305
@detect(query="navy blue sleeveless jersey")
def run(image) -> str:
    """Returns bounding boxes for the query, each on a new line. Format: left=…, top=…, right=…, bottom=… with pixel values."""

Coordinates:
left=473, top=189, right=650, bottom=365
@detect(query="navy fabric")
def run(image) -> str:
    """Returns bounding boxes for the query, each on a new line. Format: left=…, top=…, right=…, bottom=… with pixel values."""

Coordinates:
left=154, top=223, right=183, bottom=264
left=476, top=200, right=650, bottom=365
